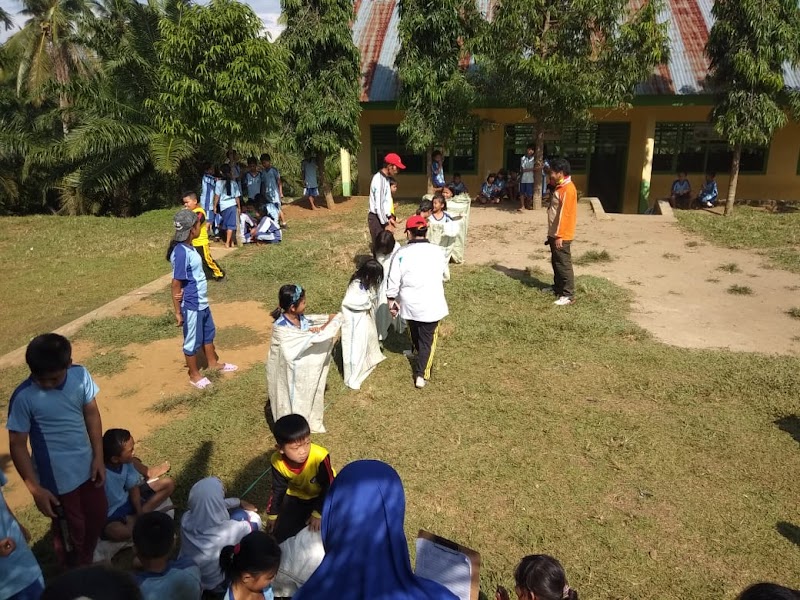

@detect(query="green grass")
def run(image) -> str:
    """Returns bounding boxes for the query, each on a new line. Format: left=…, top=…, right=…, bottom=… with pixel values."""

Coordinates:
left=82, top=349, right=133, bottom=377
left=214, top=325, right=260, bottom=350
left=574, top=249, right=613, bottom=266
left=677, top=207, right=800, bottom=273
left=77, top=313, right=176, bottom=347
left=0, top=209, right=177, bottom=355
left=727, top=284, right=754, bottom=296
left=5, top=201, right=800, bottom=598
left=718, top=262, right=741, bottom=273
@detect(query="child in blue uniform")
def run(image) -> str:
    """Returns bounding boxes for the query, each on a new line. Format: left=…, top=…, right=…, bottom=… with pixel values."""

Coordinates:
left=219, top=531, right=281, bottom=600
left=696, top=172, right=718, bottom=208
left=0, top=471, right=44, bottom=600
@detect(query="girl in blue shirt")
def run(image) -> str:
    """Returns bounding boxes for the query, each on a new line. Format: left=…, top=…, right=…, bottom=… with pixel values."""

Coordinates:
left=219, top=531, right=281, bottom=600
left=214, top=164, right=242, bottom=248
left=270, top=285, right=334, bottom=333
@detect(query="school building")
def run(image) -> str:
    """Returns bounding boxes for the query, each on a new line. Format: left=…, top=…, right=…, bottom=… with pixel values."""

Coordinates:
left=351, top=0, right=800, bottom=213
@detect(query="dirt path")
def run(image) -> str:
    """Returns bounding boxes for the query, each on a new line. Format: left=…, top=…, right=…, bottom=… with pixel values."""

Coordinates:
left=466, top=202, right=800, bottom=355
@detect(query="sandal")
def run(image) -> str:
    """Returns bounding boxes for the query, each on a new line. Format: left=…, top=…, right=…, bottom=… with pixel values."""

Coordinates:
left=190, top=377, right=213, bottom=390
left=217, top=363, right=238, bottom=373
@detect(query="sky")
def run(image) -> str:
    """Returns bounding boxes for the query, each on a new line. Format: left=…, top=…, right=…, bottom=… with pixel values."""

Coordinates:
left=0, top=0, right=285, bottom=42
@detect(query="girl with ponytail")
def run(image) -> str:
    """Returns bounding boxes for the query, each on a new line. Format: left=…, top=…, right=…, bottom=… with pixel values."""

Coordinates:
left=214, top=163, right=242, bottom=249
left=496, top=555, right=578, bottom=600
left=219, top=531, right=281, bottom=600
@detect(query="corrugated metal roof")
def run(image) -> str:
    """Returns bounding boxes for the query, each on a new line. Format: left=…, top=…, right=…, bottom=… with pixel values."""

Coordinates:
left=353, top=0, right=800, bottom=101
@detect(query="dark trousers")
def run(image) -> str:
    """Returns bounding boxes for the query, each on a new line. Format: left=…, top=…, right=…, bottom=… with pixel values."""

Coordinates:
left=408, top=320, right=440, bottom=380
left=273, top=496, right=316, bottom=543
left=549, top=238, right=574, bottom=299
left=53, top=478, right=108, bottom=567
left=367, top=212, right=387, bottom=249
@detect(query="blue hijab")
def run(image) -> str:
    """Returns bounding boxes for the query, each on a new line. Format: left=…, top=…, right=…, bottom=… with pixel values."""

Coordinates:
left=293, top=460, right=458, bottom=600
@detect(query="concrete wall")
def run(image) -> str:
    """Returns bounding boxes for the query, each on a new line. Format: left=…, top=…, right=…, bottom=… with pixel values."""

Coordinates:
left=357, top=105, right=800, bottom=212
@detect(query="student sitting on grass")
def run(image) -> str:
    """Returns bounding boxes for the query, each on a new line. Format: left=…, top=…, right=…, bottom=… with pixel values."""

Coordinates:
left=133, top=512, right=201, bottom=600
left=1, top=470, right=44, bottom=600
left=102, top=429, right=175, bottom=542
left=493, top=169, right=508, bottom=202
left=266, top=414, right=335, bottom=543
left=180, top=477, right=260, bottom=593
left=496, top=554, right=578, bottom=600
left=253, top=204, right=283, bottom=244
left=477, top=173, right=498, bottom=205
left=240, top=202, right=257, bottom=244
left=7, top=333, right=107, bottom=568
left=696, top=171, right=718, bottom=208
left=450, top=172, right=468, bottom=195
left=669, top=171, right=691, bottom=208
left=220, top=531, right=282, bottom=600
left=183, top=191, right=225, bottom=282
left=168, top=209, right=238, bottom=390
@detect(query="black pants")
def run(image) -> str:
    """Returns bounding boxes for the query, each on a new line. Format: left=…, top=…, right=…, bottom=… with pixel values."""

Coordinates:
left=549, top=238, right=574, bottom=299
left=408, top=320, right=440, bottom=380
left=273, top=496, right=316, bottom=543
left=368, top=212, right=387, bottom=249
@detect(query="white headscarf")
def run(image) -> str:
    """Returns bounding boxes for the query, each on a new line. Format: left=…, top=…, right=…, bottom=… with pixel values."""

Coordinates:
left=179, top=477, right=253, bottom=591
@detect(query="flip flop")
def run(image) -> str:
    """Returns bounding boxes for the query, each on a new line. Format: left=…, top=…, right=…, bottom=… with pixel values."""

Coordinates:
left=190, top=377, right=212, bottom=390
left=218, top=363, right=238, bottom=373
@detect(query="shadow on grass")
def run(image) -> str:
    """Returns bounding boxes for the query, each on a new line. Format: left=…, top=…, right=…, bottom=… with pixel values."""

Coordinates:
left=774, top=415, right=800, bottom=446
left=776, top=521, right=800, bottom=547
left=491, top=264, right=551, bottom=290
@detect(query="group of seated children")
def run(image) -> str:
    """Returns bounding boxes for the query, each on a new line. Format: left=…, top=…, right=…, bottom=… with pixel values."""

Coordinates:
left=669, top=171, right=719, bottom=209
left=477, top=169, right=530, bottom=206
left=239, top=200, right=283, bottom=245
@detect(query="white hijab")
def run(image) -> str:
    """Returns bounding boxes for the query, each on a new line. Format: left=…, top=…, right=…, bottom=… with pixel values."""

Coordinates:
left=180, top=477, right=253, bottom=591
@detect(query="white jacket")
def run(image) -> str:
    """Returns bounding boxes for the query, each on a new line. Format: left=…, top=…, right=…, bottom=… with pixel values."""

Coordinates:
left=386, top=240, right=449, bottom=323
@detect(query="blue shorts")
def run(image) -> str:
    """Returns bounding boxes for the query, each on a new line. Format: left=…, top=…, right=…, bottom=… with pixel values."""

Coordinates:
left=520, top=182, right=534, bottom=197
left=220, top=206, right=238, bottom=230
left=182, top=307, right=216, bottom=356
left=105, top=483, right=155, bottom=526
left=304, top=187, right=319, bottom=197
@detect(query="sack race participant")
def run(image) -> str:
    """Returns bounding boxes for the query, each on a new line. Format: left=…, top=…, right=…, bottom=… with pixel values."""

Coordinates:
left=373, top=231, right=405, bottom=341
left=341, top=260, right=386, bottom=390
left=266, top=285, right=341, bottom=433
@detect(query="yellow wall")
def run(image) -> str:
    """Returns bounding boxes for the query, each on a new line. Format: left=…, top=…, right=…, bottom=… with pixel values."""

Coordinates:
left=357, top=106, right=800, bottom=212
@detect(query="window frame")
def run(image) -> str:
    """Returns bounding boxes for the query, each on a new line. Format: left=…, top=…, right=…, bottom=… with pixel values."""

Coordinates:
left=503, top=124, right=592, bottom=174
left=370, top=125, right=479, bottom=177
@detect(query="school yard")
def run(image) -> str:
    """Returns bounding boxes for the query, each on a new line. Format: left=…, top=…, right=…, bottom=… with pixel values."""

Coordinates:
left=0, top=200, right=798, bottom=598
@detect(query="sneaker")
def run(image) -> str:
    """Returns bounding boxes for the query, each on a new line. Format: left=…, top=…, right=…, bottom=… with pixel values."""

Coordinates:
left=403, top=349, right=416, bottom=358
left=415, top=376, right=426, bottom=388
left=705, top=201, right=713, bottom=208
left=554, top=296, right=575, bottom=306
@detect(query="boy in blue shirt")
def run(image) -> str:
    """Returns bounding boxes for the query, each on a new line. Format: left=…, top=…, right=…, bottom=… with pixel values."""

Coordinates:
left=169, top=209, right=237, bottom=390
left=696, top=172, right=719, bottom=208
left=301, top=156, right=319, bottom=210
left=103, top=428, right=175, bottom=542
left=669, top=171, right=691, bottom=208
left=243, top=156, right=265, bottom=205
left=134, top=511, right=202, bottom=600
left=7, top=333, right=107, bottom=567
left=260, top=154, right=287, bottom=228
left=1, top=471, right=44, bottom=600
left=200, top=162, right=219, bottom=240
left=431, top=150, right=445, bottom=191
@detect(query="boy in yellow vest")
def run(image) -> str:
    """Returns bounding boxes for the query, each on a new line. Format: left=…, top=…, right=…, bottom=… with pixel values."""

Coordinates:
left=265, top=414, right=335, bottom=543
left=182, top=191, right=225, bottom=281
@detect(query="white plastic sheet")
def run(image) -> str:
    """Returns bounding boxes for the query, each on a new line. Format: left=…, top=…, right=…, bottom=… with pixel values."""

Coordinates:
left=341, top=281, right=385, bottom=390
left=266, top=314, right=343, bottom=433
left=272, top=527, right=326, bottom=597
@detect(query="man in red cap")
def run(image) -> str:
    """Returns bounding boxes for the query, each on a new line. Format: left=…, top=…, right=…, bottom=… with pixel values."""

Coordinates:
left=385, top=215, right=449, bottom=389
left=368, top=153, right=406, bottom=248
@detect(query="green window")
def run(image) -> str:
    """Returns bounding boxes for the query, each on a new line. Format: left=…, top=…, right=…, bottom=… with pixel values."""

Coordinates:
left=653, top=123, right=768, bottom=174
left=503, top=124, right=592, bottom=174
left=370, top=125, right=479, bottom=175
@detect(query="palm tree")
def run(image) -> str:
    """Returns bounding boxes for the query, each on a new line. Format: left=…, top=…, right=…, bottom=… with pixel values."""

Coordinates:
left=7, top=0, right=95, bottom=133
left=0, top=7, right=14, bottom=30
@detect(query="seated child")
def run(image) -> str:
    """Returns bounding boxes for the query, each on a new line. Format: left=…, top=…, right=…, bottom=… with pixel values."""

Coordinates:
left=449, top=172, right=468, bottom=195
left=1, top=471, right=44, bottom=600
left=477, top=173, right=498, bottom=204
left=103, top=428, right=175, bottom=542
left=219, top=531, right=281, bottom=600
left=493, top=170, right=508, bottom=203
left=41, top=565, right=142, bottom=600
left=133, top=512, right=201, bottom=600
left=428, top=192, right=453, bottom=224
left=266, top=414, right=335, bottom=543
left=670, top=171, right=691, bottom=208
left=696, top=172, right=718, bottom=208
left=253, top=206, right=282, bottom=244
left=496, top=554, right=578, bottom=600
left=417, top=199, right=433, bottom=220
left=240, top=202, right=257, bottom=243
left=179, top=477, right=260, bottom=592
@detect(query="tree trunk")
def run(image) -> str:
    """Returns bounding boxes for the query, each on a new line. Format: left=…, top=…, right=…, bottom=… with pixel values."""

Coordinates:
left=532, top=129, right=545, bottom=210
left=318, top=152, right=335, bottom=210
left=426, top=146, right=434, bottom=195
left=724, top=144, right=740, bottom=216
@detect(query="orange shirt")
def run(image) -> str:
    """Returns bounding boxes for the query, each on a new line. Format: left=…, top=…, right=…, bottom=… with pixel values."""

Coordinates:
left=547, top=177, right=577, bottom=241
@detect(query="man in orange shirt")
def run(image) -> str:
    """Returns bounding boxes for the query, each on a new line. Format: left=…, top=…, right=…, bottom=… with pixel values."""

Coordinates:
left=546, top=158, right=577, bottom=306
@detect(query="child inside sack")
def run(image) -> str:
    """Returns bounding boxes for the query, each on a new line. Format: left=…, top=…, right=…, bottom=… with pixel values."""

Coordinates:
left=220, top=531, right=282, bottom=600
left=341, top=259, right=386, bottom=390
left=373, top=231, right=406, bottom=341
left=265, top=415, right=335, bottom=544
left=102, top=428, right=174, bottom=543
left=179, top=477, right=261, bottom=593
left=496, top=554, right=578, bottom=600
left=133, top=512, right=201, bottom=600
left=270, top=285, right=334, bottom=333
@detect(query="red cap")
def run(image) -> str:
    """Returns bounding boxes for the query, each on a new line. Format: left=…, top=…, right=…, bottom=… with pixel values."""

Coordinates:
left=384, top=153, right=406, bottom=170
left=405, top=215, right=428, bottom=231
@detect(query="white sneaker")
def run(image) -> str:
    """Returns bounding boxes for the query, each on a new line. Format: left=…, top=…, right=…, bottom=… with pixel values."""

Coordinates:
left=403, top=350, right=416, bottom=358
left=554, top=296, right=575, bottom=306
left=415, top=376, right=426, bottom=388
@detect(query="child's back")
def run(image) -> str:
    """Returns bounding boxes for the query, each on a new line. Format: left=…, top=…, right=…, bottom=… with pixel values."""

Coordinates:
left=0, top=471, right=44, bottom=599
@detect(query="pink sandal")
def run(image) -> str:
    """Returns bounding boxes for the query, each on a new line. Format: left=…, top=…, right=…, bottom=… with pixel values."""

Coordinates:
left=190, top=377, right=213, bottom=390
left=218, top=363, right=238, bottom=373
